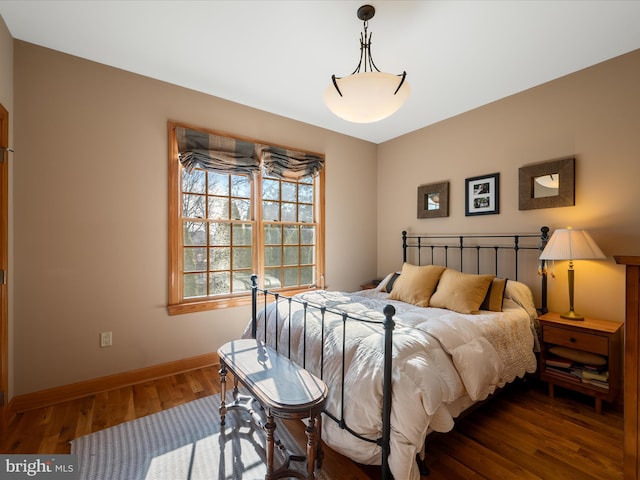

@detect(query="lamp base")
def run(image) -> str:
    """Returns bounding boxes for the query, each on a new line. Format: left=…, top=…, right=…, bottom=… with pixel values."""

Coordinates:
left=560, top=310, right=585, bottom=321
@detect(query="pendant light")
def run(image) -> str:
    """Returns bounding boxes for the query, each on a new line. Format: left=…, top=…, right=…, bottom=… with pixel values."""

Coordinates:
left=324, top=4, right=410, bottom=123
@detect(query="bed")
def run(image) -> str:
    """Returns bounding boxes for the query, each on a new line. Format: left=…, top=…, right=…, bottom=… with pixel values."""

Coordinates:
left=244, top=228, right=550, bottom=479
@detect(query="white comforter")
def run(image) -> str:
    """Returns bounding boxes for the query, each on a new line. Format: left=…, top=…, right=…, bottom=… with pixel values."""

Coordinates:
left=244, top=284, right=538, bottom=480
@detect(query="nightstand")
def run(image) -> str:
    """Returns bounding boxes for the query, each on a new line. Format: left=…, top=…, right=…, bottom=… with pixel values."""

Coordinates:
left=538, top=311, right=622, bottom=413
left=360, top=280, right=381, bottom=290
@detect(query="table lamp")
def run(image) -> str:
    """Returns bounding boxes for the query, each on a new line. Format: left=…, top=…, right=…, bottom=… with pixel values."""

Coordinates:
left=539, top=227, right=606, bottom=320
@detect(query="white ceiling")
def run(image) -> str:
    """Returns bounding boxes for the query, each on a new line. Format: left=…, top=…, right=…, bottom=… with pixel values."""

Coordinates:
left=1, top=0, right=640, bottom=144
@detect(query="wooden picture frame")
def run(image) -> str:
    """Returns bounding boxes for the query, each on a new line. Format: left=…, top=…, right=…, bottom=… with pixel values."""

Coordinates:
left=417, top=181, right=449, bottom=218
left=519, top=157, right=575, bottom=210
left=465, top=173, right=500, bottom=216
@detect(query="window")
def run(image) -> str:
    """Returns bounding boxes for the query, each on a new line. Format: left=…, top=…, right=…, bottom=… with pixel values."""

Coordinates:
left=168, top=123, right=325, bottom=314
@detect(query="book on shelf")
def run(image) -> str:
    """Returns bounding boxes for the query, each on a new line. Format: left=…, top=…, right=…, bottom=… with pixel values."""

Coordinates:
left=545, top=357, right=573, bottom=368
left=582, top=370, right=609, bottom=382
left=582, top=363, right=608, bottom=373
left=545, top=366, right=582, bottom=383
left=582, top=377, right=609, bottom=389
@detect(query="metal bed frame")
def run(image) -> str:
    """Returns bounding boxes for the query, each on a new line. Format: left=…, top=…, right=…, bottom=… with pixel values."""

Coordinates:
left=250, top=227, right=550, bottom=479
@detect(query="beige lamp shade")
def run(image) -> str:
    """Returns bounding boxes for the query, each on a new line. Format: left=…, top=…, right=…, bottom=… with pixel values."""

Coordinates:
left=324, top=72, right=411, bottom=123
left=539, top=227, right=606, bottom=320
left=539, top=228, right=606, bottom=261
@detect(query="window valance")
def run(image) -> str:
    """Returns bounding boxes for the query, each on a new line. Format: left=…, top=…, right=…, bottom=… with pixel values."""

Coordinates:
left=259, top=145, right=325, bottom=180
left=176, top=126, right=324, bottom=180
left=176, top=126, right=260, bottom=175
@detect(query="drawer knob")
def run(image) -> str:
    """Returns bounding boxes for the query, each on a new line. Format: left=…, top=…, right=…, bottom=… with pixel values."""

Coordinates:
left=570, top=337, right=576, bottom=343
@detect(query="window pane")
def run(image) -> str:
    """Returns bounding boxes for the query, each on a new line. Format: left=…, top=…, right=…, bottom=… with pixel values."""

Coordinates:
left=184, top=272, right=207, bottom=298
left=301, top=226, right=315, bottom=244
left=300, top=246, right=314, bottom=264
left=184, top=247, right=207, bottom=272
left=231, top=175, right=251, bottom=198
left=282, top=182, right=296, bottom=202
left=263, top=179, right=280, bottom=201
left=232, top=246, right=252, bottom=269
left=265, top=246, right=282, bottom=267
left=209, top=223, right=230, bottom=245
left=182, top=194, right=205, bottom=219
left=298, top=183, right=313, bottom=203
left=284, top=268, right=299, bottom=287
left=232, top=271, right=252, bottom=292
left=300, top=266, right=314, bottom=285
left=231, top=199, right=250, bottom=220
left=284, top=246, right=298, bottom=266
left=263, top=272, right=282, bottom=289
left=299, top=204, right=313, bottom=223
left=265, top=268, right=282, bottom=287
left=184, top=222, right=207, bottom=246
left=281, top=203, right=296, bottom=222
left=182, top=168, right=206, bottom=194
left=208, top=172, right=229, bottom=196
left=283, top=226, right=299, bottom=245
left=264, top=225, right=281, bottom=245
left=232, top=224, right=252, bottom=246
left=208, top=197, right=229, bottom=220
left=263, top=201, right=280, bottom=221
left=209, top=272, right=230, bottom=295
left=210, top=247, right=230, bottom=270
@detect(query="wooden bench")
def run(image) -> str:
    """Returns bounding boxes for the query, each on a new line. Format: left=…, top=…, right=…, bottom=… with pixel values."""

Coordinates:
left=218, top=339, right=328, bottom=480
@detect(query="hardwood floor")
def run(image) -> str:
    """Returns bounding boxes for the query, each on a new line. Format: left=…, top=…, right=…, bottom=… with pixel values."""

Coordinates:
left=1, top=368, right=623, bottom=479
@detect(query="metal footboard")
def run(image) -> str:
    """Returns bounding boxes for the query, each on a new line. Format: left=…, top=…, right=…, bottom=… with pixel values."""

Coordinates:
left=250, top=275, right=396, bottom=480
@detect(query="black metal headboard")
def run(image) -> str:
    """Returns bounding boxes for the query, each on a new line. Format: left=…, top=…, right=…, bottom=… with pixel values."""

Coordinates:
left=401, top=226, right=550, bottom=313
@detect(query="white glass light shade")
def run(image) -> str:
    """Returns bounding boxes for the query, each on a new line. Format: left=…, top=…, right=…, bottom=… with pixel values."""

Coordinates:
left=539, top=228, right=606, bottom=260
left=323, top=72, right=411, bottom=123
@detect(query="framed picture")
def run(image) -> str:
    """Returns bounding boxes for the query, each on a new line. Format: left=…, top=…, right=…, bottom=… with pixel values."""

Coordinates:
left=417, top=181, right=449, bottom=218
left=465, top=173, right=500, bottom=216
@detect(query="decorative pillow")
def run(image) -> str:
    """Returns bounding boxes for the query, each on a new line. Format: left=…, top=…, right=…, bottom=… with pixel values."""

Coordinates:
left=383, top=272, right=401, bottom=293
left=429, top=269, right=495, bottom=314
left=388, top=263, right=445, bottom=307
left=480, top=278, right=508, bottom=312
left=548, top=346, right=607, bottom=366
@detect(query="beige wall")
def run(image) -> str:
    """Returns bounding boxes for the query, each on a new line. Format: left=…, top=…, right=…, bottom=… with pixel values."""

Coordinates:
left=12, top=41, right=377, bottom=395
left=0, top=15, right=14, bottom=401
left=377, top=49, right=640, bottom=324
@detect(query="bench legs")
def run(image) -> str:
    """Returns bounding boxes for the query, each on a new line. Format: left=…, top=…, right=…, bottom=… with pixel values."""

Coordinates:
left=265, top=414, right=277, bottom=479
left=219, top=361, right=227, bottom=425
left=305, top=416, right=317, bottom=479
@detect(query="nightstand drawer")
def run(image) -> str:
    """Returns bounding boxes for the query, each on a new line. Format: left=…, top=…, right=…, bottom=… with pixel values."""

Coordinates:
left=543, top=326, right=608, bottom=355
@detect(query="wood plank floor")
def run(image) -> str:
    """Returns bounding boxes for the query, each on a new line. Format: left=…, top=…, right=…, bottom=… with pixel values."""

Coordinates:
left=1, top=367, right=623, bottom=479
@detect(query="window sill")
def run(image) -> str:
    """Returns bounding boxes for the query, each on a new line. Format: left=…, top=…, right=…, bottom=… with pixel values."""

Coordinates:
left=167, top=286, right=322, bottom=315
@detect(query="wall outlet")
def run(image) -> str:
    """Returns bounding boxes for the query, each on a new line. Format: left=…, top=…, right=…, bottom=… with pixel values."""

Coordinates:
left=100, top=331, right=112, bottom=348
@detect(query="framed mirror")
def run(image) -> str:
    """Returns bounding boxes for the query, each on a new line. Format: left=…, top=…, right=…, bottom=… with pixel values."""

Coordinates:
left=417, top=181, right=449, bottom=218
left=519, top=157, right=575, bottom=210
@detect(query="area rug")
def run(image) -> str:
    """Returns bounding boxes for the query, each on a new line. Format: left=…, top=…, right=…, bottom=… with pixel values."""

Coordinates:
left=70, top=393, right=330, bottom=480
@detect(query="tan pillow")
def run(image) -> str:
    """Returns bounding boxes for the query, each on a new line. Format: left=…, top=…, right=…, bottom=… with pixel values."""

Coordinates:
left=480, top=278, right=508, bottom=312
left=429, top=269, right=495, bottom=314
left=388, top=263, right=446, bottom=307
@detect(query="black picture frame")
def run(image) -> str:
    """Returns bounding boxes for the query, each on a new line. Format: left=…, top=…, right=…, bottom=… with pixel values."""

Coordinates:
left=465, top=173, right=500, bottom=216
left=417, top=181, right=449, bottom=218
